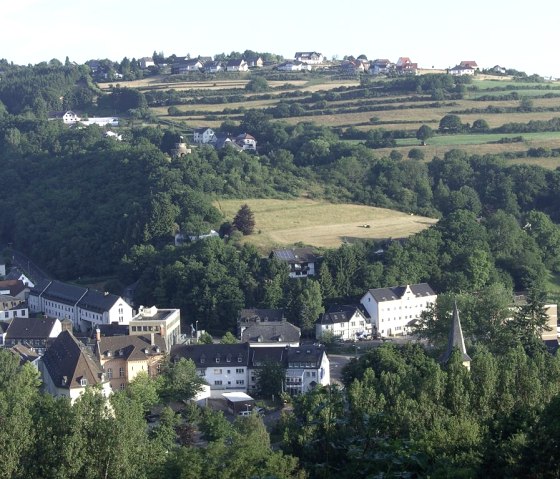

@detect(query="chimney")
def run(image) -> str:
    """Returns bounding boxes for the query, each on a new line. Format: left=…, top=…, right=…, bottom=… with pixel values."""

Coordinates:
left=95, top=327, right=101, bottom=342
left=150, top=332, right=155, bottom=346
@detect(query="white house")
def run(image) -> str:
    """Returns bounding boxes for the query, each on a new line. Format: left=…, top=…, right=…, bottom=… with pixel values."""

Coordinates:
left=360, top=283, right=437, bottom=337
left=39, top=330, right=111, bottom=404
left=449, top=65, right=475, bottom=76
left=235, top=133, right=257, bottom=151
left=370, top=59, right=393, bottom=75
left=139, top=57, right=155, bottom=69
left=277, top=61, right=309, bottom=72
left=316, top=305, right=370, bottom=341
left=171, top=343, right=251, bottom=392
left=204, top=61, right=224, bottom=73
left=193, top=127, right=217, bottom=144
left=0, top=296, right=29, bottom=321
left=226, top=59, right=248, bottom=72
left=29, top=280, right=132, bottom=333
left=294, top=52, right=324, bottom=65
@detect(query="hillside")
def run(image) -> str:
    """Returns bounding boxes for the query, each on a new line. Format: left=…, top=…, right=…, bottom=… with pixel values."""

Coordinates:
left=216, top=198, right=437, bottom=250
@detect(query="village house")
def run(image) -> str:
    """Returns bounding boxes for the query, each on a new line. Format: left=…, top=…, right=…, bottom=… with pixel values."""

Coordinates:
left=277, top=60, right=310, bottom=72
left=226, top=59, right=248, bottom=72
left=0, top=279, right=29, bottom=300
left=39, top=330, right=111, bottom=403
left=449, top=64, right=475, bottom=76
left=203, top=61, right=224, bottom=73
left=139, top=57, right=155, bottom=69
left=245, top=55, right=264, bottom=68
left=0, top=297, right=29, bottom=321
left=360, top=283, right=437, bottom=337
left=294, top=52, right=324, bottom=65
left=193, top=127, right=217, bottom=144
left=3, top=316, right=62, bottom=353
left=235, top=133, right=257, bottom=151
left=270, top=247, right=321, bottom=278
left=369, top=59, right=393, bottom=75
left=95, top=329, right=167, bottom=391
left=396, top=57, right=418, bottom=75
left=238, top=308, right=301, bottom=347
left=460, top=60, right=479, bottom=70
left=316, top=304, right=370, bottom=341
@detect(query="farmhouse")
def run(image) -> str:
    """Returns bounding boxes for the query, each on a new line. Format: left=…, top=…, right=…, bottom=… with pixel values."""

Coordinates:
left=203, top=61, right=224, bottom=73
left=193, top=127, right=217, bottom=144
left=396, top=57, right=418, bottom=75
left=360, top=283, right=437, bottom=337
left=235, top=133, right=257, bottom=151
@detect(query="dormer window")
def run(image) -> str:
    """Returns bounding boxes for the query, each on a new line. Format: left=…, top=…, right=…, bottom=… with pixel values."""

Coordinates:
left=80, top=378, right=88, bottom=387
left=215, top=355, right=221, bottom=363
left=237, top=355, right=243, bottom=363
left=200, top=354, right=206, bottom=364
left=226, top=354, right=232, bottom=363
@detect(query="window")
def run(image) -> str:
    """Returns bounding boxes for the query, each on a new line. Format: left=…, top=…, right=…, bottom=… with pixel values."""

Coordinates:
left=119, top=367, right=125, bottom=377
left=227, top=370, right=231, bottom=374
left=80, top=378, right=88, bottom=386
left=236, top=380, right=244, bottom=385
left=214, top=380, right=222, bottom=386
left=120, top=383, right=126, bottom=390
left=107, top=368, right=113, bottom=379
left=237, top=355, right=243, bottom=363
left=214, top=369, right=222, bottom=375
left=236, top=368, right=244, bottom=374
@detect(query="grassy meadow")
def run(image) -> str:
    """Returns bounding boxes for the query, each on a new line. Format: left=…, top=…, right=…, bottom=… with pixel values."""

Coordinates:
left=214, top=198, right=437, bottom=251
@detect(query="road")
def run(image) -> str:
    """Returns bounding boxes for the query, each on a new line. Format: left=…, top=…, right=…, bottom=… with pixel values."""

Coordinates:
left=8, top=247, right=52, bottom=283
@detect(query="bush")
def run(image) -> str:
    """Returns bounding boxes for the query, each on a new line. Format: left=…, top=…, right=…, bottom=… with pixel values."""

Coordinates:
left=408, top=148, right=425, bottom=161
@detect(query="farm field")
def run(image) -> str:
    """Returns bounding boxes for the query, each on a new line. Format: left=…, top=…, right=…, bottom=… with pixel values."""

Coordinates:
left=114, top=71, right=560, bottom=163
left=214, top=198, right=437, bottom=251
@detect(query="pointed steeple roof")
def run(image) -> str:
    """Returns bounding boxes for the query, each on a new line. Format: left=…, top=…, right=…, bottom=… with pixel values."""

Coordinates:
left=441, top=301, right=471, bottom=364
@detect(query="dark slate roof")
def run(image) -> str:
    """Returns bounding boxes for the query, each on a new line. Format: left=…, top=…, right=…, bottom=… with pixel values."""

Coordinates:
left=239, top=308, right=285, bottom=323
left=40, top=280, right=87, bottom=305
left=0, top=321, right=10, bottom=334
left=271, top=247, right=320, bottom=264
left=78, top=290, right=120, bottom=313
left=226, top=59, right=245, bottom=67
left=319, top=304, right=364, bottom=325
left=94, top=324, right=129, bottom=337
left=366, top=283, right=435, bottom=302
left=5, top=316, right=58, bottom=340
left=42, top=331, right=106, bottom=389
left=241, top=321, right=300, bottom=344
left=30, top=278, right=51, bottom=295
left=97, top=334, right=166, bottom=361
left=249, top=346, right=287, bottom=366
left=170, top=342, right=250, bottom=368
left=286, top=345, right=325, bottom=368
left=440, top=302, right=471, bottom=364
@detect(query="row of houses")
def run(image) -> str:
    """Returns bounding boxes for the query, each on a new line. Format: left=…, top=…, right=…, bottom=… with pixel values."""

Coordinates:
left=49, top=110, right=119, bottom=126
left=192, top=128, right=257, bottom=151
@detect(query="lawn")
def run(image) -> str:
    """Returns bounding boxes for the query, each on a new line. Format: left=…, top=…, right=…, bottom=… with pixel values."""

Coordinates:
left=396, top=131, right=560, bottom=147
left=214, top=198, right=437, bottom=251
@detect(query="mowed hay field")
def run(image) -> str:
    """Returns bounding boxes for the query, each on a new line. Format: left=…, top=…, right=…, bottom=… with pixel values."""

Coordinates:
left=215, top=198, right=437, bottom=250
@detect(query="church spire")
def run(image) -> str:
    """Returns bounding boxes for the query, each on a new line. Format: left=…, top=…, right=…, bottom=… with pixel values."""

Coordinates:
left=441, top=301, right=471, bottom=369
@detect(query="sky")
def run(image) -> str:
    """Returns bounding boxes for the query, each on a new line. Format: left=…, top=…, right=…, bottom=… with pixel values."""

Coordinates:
left=2, top=0, right=560, bottom=78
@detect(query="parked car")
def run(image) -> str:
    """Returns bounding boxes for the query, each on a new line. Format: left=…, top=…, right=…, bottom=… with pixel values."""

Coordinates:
left=238, top=410, right=252, bottom=417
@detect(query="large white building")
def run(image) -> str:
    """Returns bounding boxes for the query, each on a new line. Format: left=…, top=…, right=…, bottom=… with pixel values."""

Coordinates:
left=29, top=280, right=132, bottom=333
left=360, top=283, right=437, bottom=337
left=316, top=305, right=370, bottom=341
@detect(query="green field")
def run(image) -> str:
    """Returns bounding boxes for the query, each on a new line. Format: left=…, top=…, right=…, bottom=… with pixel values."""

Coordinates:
left=397, top=131, right=560, bottom=147
left=214, top=198, right=437, bottom=252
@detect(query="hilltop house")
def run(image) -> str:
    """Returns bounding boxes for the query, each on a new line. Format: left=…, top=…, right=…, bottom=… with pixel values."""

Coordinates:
left=28, top=280, right=132, bottom=333
left=226, top=59, right=248, bottom=72
left=39, top=330, right=111, bottom=403
left=270, top=247, right=321, bottom=278
left=460, top=60, right=479, bottom=70
left=396, top=57, right=418, bottom=75
left=360, top=283, right=437, bottom=337
left=235, top=133, right=257, bottom=151
left=449, top=64, right=475, bottom=76
left=277, top=61, right=310, bottom=72
left=203, top=61, right=224, bottom=73
left=193, top=127, right=217, bottom=144
left=245, top=56, right=264, bottom=68
left=295, top=52, right=324, bottom=65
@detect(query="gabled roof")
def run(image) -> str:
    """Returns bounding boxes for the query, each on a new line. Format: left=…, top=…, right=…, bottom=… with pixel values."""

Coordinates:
left=271, top=247, right=320, bottom=264
left=319, top=304, right=364, bottom=325
left=235, top=133, right=255, bottom=141
left=42, top=331, right=106, bottom=389
left=286, top=345, right=325, bottom=368
left=239, top=308, right=285, bottom=323
left=440, top=302, right=471, bottom=364
left=5, top=316, right=59, bottom=340
left=226, top=59, right=246, bottom=67
left=171, top=342, right=250, bottom=368
left=78, top=290, right=120, bottom=314
left=40, top=280, right=87, bottom=305
left=241, top=321, right=300, bottom=344
left=460, top=60, right=478, bottom=68
left=97, top=334, right=166, bottom=361
left=365, top=283, right=435, bottom=302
